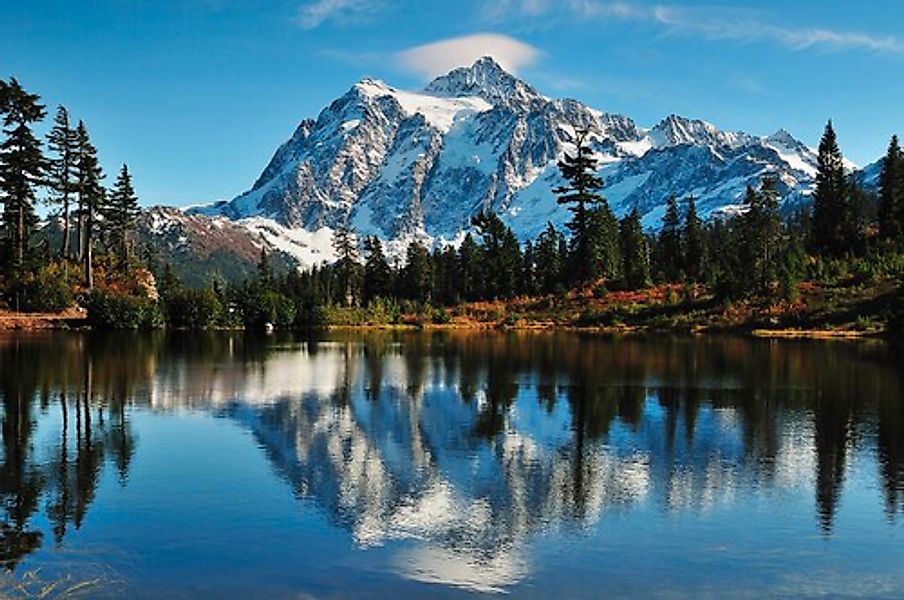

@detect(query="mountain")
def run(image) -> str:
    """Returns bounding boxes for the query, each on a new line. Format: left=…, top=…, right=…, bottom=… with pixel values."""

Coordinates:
left=142, top=57, right=858, bottom=281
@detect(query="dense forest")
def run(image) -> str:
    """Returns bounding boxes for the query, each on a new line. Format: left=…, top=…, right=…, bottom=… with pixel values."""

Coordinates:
left=1, top=77, right=902, bottom=332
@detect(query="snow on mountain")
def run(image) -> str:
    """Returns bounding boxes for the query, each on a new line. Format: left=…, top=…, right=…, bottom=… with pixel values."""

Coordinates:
left=155, top=56, right=867, bottom=273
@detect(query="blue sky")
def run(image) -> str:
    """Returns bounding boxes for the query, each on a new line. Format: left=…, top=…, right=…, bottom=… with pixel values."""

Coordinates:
left=2, top=0, right=902, bottom=206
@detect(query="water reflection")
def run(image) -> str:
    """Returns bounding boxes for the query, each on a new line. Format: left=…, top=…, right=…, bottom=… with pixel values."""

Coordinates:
left=0, top=331, right=901, bottom=592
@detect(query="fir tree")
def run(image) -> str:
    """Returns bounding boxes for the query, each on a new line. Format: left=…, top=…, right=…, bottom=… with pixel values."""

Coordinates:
left=811, top=120, right=852, bottom=257
left=0, top=77, right=46, bottom=266
left=520, top=240, right=537, bottom=296
left=554, top=129, right=607, bottom=284
left=256, top=247, right=273, bottom=289
left=46, top=105, right=79, bottom=259
left=432, top=245, right=460, bottom=305
left=401, top=240, right=432, bottom=303
left=657, top=194, right=683, bottom=281
left=458, top=232, right=482, bottom=301
left=620, top=208, right=650, bottom=290
left=683, top=195, right=705, bottom=282
left=740, top=178, right=782, bottom=294
left=472, top=212, right=521, bottom=299
left=362, top=236, right=392, bottom=303
left=588, top=203, right=621, bottom=282
left=74, top=121, right=104, bottom=288
left=331, top=223, right=360, bottom=306
left=878, top=134, right=903, bottom=245
left=534, top=222, right=564, bottom=294
left=104, top=164, right=140, bottom=270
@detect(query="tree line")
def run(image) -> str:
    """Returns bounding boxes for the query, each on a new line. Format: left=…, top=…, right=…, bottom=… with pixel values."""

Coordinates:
left=226, top=120, right=900, bottom=321
left=2, top=76, right=902, bottom=328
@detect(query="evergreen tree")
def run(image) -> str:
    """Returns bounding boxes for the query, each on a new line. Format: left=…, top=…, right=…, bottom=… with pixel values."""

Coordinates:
left=432, top=245, right=460, bottom=305
left=331, top=223, right=360, bottom=306
left=520, top=240, right=537, bottom=296
left=46, top=105, right=79, bottom=259
left=683, top=195, right=705, bottom=282
left=740, top=178, right=782, bottom=294
left=256, top=247, right=273, bottom=290
left=620, top=208, right=650, bottom=290
left=362, top=235, right=392, bottom=303
left=0, top=77, right=46, bottom=267
left=534, top=222, right=564, bottom=294
left=74, top=121, right=104, bottom=289
left=587, top=203, right=621, bottom=282
left=458, top=232, right=482, bottom=301
left=401, top=240, right=432, bottom=303
left=472, top=212, right=521, bottom=299
left=657, top=194, right=683, bottom=281
left=554, top=129, right=607, bottom=284
left=878, top=134, right=903, bottom=245
left=104, top=164, right=140, bottom=270
left=811, top=120, right=853, bottom=257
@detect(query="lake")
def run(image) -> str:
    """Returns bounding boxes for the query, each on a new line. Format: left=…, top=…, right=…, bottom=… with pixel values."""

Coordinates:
left=0, top=331, right=901, bottom=598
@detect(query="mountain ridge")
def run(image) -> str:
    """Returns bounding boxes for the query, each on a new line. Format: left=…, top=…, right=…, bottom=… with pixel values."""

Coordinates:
left=139, top=57, right=875, bottom=284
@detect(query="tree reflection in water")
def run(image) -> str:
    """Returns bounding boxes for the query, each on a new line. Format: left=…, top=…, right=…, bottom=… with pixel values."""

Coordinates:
left=0, top=331, right=900, bottom=588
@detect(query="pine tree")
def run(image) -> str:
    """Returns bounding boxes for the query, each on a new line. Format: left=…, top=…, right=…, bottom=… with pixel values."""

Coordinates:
left=0, top=77, right=46, bottom=267
left=104, top=164, right=140, bottom=270
left=620, top=208, right=650, bottom=290
left=554, top=129, right=607, bottom=284
left=588, top=203, right=621, bottom=282
left=520, top=240, right=537, bottom=296
left=331, top=223, right=360, bottom=306
left=534, top=222, right=564, bottom=294
left=401, top=240, right=432, bottom=303
left=46, top=105, right=79, bottom=259
left=458, top=232, right=482, bottom=301
left=74, top=121, right=104, bottom=289
left=878, top=134, right=903, bottom=245
left=431, top=245, right=460, bottom=304
left=362, top=235, right=392, bottom=303
left=472, top=212, right=521, bottom=299
left=683, top=196, right=705, bottom=282
left=811, top=120, right=851, bottom=257
left=657, top=194, right=683, bottom=281
left=740, top=178, right=782, bottom=294
left=256, top=247, right=273, bottom=289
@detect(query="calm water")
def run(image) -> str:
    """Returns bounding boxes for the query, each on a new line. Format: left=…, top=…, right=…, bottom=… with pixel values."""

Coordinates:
left=0, top=331, right=901, bottom=599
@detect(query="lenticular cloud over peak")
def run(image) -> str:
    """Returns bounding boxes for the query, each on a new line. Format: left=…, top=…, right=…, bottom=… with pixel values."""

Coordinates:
left=395, top=33, right=541, bottom=79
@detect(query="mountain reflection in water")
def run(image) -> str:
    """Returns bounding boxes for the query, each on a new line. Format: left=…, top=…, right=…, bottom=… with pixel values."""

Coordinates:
left=0, top=331, right=901, bottom=596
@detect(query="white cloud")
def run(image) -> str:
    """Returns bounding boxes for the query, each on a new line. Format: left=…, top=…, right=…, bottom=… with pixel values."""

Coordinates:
left=295, top=0, right=382, bottom=30
left=395, top=33, right=541, bottom=79
left=482, top=1, right=904, bottom=56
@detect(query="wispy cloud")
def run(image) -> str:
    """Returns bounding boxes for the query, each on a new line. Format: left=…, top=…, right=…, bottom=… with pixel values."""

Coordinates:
left=396, top=33, right=541, bottom=79
left=482, top=1, right=904, bottom=56
left=295, top=0, right=382, bottom=30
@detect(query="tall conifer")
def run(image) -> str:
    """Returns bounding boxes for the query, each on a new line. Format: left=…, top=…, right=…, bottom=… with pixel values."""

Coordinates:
left=46, top=105, right=79, bottom=259
left=878, top=135, right=903, bottom=244
left=0, top=78, right=46, bottom=266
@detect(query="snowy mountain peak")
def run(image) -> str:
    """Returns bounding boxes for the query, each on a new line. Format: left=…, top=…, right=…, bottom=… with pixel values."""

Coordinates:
left=179, top=63, right=858, bottom=271
left=424, top=56, right=547, bottom=112
left=650, top=114, right=749, bottom=149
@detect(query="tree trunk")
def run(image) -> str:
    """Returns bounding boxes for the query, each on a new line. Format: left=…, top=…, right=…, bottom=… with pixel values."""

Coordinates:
left=17, top=200, right=24, bottom=264
left=84, top=205, right=93, bottom=289
left=76, top=196, right=84, bottom=262
left=60, top=194, right=70, bottom=259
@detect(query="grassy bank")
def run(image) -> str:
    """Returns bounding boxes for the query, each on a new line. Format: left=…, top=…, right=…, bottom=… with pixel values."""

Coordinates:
left=321, top=278, right=902, bottom=338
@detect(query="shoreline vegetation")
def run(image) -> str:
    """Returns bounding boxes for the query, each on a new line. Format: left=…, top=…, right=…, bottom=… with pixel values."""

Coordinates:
left=1, top=79, right=902, bottom=340
left=2, top=276, right=899, bottom=339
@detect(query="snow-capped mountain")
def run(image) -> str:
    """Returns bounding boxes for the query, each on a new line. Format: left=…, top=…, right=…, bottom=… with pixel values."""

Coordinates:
left=147, top=57, right=851, bottom=278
